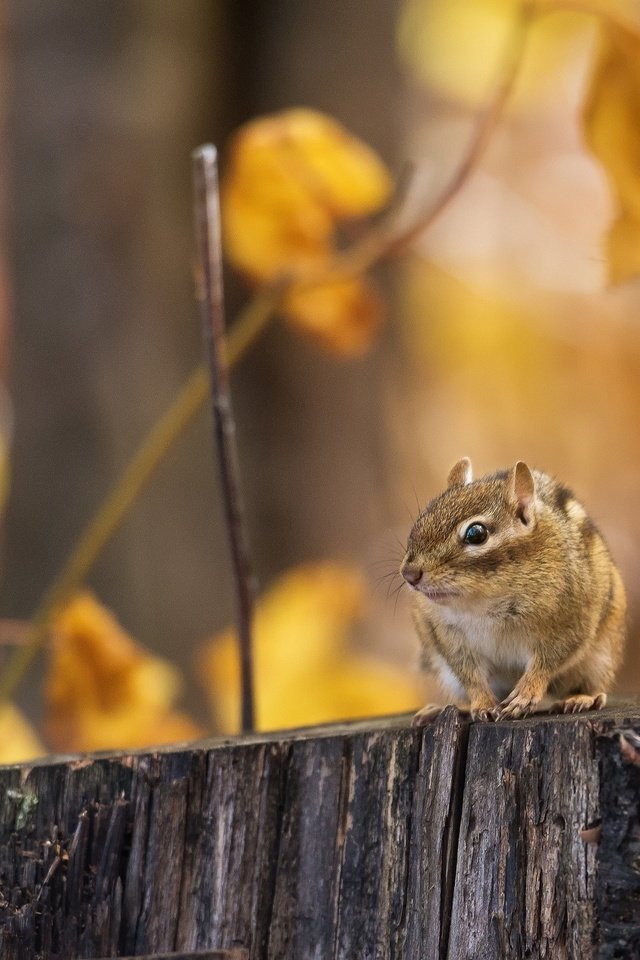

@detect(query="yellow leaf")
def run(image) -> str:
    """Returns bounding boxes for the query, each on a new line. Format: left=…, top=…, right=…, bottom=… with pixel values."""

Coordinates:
left=397, top=0, right=588, bottom=109
left=583, top=23, right=640, bottom=283
left=221, top=108, right=392, bottom=283
left=0, top=704, right=45, bottom=764
left=283, top=278, right=382, bottom=355
left=222, top=180, right=331, bottom=284
left=398, top=0, right=514, bottom=104
left=605, top=216, right=640, bottom=284
left=45, top=592, right=202, bottom=752
left=198, top=563, right=423, bottom=733
left=556, top=0, right=640, bottom=37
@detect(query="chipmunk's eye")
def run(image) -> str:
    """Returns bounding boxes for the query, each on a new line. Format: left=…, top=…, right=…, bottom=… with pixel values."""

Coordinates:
left=463, top=522, right=488, bottom=545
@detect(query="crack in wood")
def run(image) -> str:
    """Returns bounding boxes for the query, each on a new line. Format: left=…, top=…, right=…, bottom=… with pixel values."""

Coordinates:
left=439, top=713, right=470, bottom=959
left=331, top=736, right=354, bottom=960
left=255, top=743, right=291, bottom=960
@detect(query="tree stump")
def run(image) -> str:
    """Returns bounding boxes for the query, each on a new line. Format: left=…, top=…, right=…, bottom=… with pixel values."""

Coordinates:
left=0, top=704, right=638, bottom=959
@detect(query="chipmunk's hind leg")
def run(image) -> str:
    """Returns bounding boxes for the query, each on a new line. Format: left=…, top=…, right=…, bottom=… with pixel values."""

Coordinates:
left=552, top=692, right=607, bottom=714
left=549, top=580, right=624, bottom=716
left=548, top=667, right=609, bottom=715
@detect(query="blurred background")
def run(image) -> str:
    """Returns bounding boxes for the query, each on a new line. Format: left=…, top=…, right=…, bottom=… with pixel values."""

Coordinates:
left=0, top=0, right=638, bottom=752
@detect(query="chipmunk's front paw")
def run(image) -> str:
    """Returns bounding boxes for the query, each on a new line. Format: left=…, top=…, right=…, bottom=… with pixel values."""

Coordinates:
left=469, top=696, right=498, bottom=722
left=470, top=706, right=496, bottom=722
left=496, top=687, right=541, bottom=720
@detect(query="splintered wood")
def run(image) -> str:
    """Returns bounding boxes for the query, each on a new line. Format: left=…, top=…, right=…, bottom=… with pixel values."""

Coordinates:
left=0, top=705, right=638, bottom=959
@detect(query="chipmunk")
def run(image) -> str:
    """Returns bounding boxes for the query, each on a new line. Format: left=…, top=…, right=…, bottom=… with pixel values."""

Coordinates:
left=400, top=458, right=626, bottom=722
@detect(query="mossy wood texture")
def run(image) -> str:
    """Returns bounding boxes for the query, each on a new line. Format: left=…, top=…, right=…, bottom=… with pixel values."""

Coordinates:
left=0, top=706, right=638, bottom=959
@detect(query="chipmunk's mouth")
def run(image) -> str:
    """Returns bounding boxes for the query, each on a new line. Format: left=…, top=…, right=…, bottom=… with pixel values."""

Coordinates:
left=418, top=588, right=459, bottom=603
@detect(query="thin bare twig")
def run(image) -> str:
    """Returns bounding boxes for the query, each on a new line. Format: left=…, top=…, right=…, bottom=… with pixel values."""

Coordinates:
left=192, top=144, right=256, bottom=733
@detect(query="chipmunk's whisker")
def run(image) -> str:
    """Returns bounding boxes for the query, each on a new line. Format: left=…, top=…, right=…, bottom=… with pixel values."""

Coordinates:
left=390, top=579, right=408, bottom=616
left=384, top=572, right=403, bottom=600
left=386, top=529, right=407, bottom=554
left=401, top=499, right=417, bottom=526
left=369, top=569, right=402, bottom=597
left=372, top=569, right=400, bottom=587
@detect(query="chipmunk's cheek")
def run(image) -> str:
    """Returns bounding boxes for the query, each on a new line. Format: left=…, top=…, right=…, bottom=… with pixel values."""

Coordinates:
left=425, top=592, right=458, bottom=604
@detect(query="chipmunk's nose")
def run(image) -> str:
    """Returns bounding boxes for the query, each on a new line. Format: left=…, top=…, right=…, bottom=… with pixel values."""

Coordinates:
left=402, top=563, right=423, bottom=586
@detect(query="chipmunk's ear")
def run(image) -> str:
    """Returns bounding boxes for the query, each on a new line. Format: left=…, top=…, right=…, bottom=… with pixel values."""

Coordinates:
left=509, top=461, right=536, bottom=526
left=447, top=457, right=473, bottom=488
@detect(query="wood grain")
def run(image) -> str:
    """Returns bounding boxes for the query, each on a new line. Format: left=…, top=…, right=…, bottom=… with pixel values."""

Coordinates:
left=90, top=952, right=247, bottom=960
left=0, top=705, right=638, bottom=958
left=449, top=714, right=599, bottom=960
left=596, top=721, right=640, bottom=960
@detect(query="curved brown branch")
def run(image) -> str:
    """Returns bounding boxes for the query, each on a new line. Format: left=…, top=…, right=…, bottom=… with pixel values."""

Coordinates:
left=297, top=0, right=533, bottom=287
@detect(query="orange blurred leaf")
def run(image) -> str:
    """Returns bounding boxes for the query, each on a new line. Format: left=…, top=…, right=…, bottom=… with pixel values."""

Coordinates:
left=583, top=23, right=640, bottom=284
left=222, top=108, right=392, bottom=282
left=45, top=592, right=202, bottom=752
left=283, top=277, right=382, bottom=355
left=221, top=108, right=391, bottom=354
left=198, top=563, right=423, bottom=733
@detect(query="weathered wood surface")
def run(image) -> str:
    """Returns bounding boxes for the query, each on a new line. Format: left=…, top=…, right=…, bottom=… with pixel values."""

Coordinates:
left=91, top=953, right=247, bottom=960
left=0, top=704, right=639, bottom=959
left=597, top=724, right=640, bottom=960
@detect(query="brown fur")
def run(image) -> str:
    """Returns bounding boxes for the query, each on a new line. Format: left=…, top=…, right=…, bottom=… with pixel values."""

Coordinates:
left=402, top=459, right=626, bottom=721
